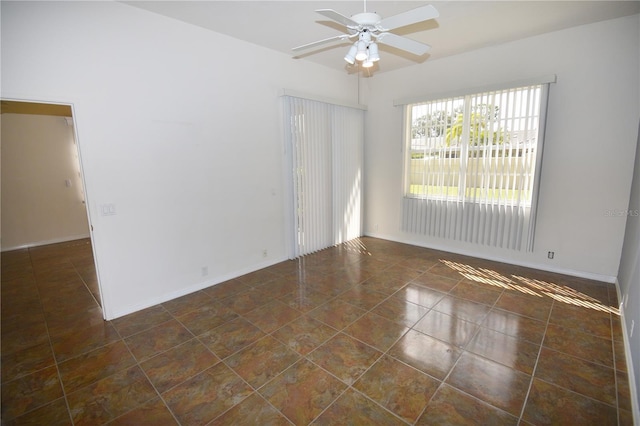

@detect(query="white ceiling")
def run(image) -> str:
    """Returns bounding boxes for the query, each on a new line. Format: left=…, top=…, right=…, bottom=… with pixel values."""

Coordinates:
left=124, top=1, right=640, bottom=74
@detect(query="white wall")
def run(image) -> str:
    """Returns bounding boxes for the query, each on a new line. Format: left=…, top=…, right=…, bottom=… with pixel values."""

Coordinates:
left=362, top=15, right=640, bottom=282
left=1, top=1, right=357, bottom=319
left=1, top=113, right=90, bottom=250
left=617, top=119, right=640, bottom=420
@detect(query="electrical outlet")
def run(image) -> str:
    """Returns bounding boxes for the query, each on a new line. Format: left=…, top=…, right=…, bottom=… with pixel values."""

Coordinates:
left=262, top=249, right=268, bottom=258
left=201, top=266, right=208, bottom=277
left=624, top=293, right=629, bottom=309
left=547, top=251, right=554, bottom=259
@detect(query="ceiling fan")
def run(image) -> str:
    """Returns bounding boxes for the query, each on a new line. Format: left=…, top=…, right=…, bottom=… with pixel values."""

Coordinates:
left=292, top=1, right=439, bottom=69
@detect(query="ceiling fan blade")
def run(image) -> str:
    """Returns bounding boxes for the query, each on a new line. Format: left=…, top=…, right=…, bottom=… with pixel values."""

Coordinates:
left=292, top=34, right=351, bottom=52
left=377, top=4, right=439, bottom=31
left=316, top=9, right=359, bottom=28
left=376, top=32, right=431, bottom=56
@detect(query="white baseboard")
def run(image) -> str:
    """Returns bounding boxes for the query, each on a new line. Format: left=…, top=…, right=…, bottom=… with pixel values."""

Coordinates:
left=363, top=232, right=617, bottom=283
left=105, top=255, right=288, bottom=320
left=1, top=234, right=91, bottom=252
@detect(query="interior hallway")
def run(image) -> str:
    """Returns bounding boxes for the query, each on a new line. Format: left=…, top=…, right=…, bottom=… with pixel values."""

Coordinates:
left=0, top=237, right=634, bottom=425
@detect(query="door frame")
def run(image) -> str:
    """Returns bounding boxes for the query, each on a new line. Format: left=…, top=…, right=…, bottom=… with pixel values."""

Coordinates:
left=1, top=97, right=106, bottom=319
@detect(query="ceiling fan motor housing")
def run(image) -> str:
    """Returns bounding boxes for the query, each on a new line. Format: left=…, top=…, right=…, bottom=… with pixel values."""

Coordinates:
left=351, top=12, right=382, bottom=30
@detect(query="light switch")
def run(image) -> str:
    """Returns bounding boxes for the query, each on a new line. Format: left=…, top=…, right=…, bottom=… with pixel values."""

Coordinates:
left=65, top=179, right=72, bottom=187
left=101, top=203, right=117, bottom=216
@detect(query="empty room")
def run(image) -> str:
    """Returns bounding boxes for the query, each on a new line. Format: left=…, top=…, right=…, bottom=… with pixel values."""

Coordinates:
left=1, top=1, right=639, bottom=424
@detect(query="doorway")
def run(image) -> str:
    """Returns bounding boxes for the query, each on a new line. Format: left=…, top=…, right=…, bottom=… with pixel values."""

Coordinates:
left=0, top=99, right=103, bottom=309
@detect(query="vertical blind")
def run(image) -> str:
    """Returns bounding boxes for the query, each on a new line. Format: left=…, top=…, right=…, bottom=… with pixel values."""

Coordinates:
left=282, top=95, right=364, bottom=258
left=402, top=81, right=551, bottom=251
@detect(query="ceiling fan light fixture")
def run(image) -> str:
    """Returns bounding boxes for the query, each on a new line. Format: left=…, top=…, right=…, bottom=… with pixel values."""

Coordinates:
left=368, top=42, right=380, bottom=62
left=362, top=58, right=374, bottom=68
left=344, top=44, right=357, bottom=64
left=355, top=40, right=368, bottom=61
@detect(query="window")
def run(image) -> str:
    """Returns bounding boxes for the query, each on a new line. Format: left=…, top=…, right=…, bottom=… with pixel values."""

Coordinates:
left=401, top=80, right=552, bottom=251
left=405, top=85, right=542, bottom=205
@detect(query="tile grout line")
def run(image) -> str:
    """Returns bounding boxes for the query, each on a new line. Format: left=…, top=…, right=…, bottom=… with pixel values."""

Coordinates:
left=27, top=247, right=77, bottom=426
left=108, top=327, right=182, bottom=426
left=235, top=290, right=365, bottom=424
left=141, top=299, right=232, bottom=425
left=100, top=293, right=210, bottom=424
left=429, top=266, right=539, bottom=416
left=239, top=266, right=426, bottom=424
left=409, top=276, right=496, bottom=424
left=378, top=269, right=454, bottom=425
left=516, top=297, right=555, bottom=423
left=69, top=258, right=102, bottom=311
left=301, top=267, right=442, bottom=425
left=209, top=284, right=315, bottom=424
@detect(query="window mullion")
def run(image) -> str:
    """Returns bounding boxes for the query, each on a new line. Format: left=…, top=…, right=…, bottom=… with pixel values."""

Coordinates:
left=458, top=96, right=472, bottom=201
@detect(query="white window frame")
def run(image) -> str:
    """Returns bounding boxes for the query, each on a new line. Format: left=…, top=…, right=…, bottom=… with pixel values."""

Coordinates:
left=396, top=76, right=555, bottom=251
left=404, top=87, right=543, bottom=206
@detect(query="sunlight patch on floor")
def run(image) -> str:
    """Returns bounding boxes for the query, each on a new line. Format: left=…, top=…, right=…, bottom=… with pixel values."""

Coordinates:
left=440, top=259, right=618, bottom=315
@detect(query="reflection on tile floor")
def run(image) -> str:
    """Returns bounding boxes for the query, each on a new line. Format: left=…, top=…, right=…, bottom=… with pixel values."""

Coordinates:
left=1, top=237, right=634, bottom=425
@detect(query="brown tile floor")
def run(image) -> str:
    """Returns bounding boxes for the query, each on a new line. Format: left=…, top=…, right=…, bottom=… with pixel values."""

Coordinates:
left=1, top=237, right=634, bottom=425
